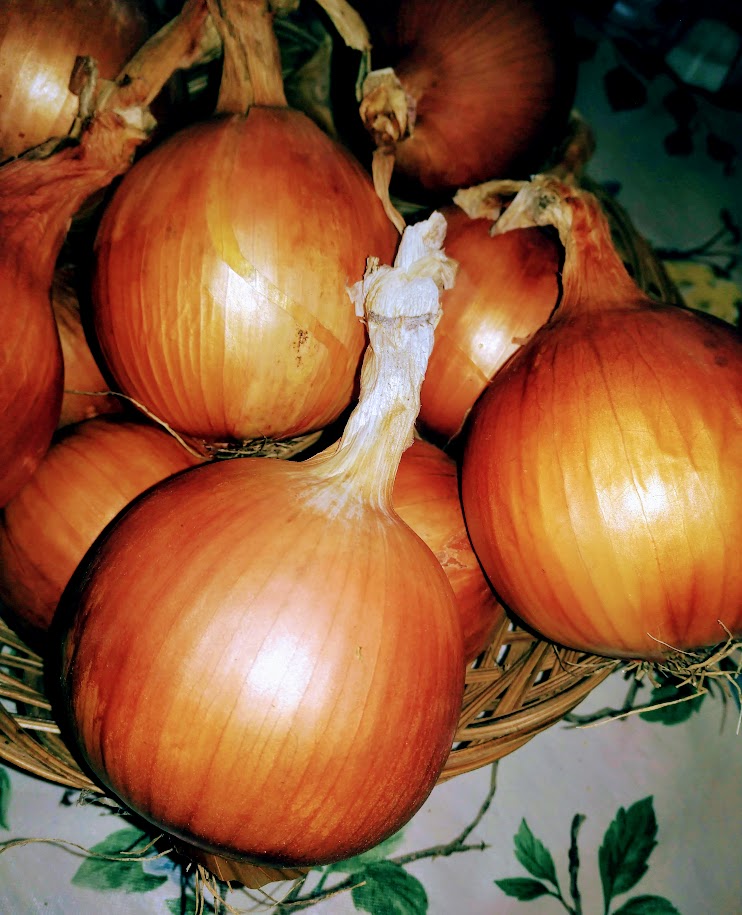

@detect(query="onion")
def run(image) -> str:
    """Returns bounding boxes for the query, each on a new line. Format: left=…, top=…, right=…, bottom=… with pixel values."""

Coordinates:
left=0, top=0, right=210, bottom=509
left=90, top=0, right=398, bottom=450
left=394, top=437, right=504, bottom=662
left=0, top=0, right=154, bottom=161
left=348, top=0, right=575, bottom=224
left=461, top=175, right=742, bottom=660
left=418, top=203, right=560, bottom=443
left=53, top=267, right=124, bottom=428
left=58, top=213, right=463, bottom=866
left=0, top=417, right=203, bottom=642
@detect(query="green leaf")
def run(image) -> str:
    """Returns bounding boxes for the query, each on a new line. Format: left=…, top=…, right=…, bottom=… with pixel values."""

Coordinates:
left=0, top=767, right=10, bottom=830
left=513, top=819, right=559, bottom=885
left=350, top=860, right=427, bottom=915
left=639, top=682, right=705, bottom=724
left=599, top=798, right=658, bottom=908
left=71, top=827, right=168, bottom=894
left=613, top=894, right=682, bottom=914
left=495, top=877, right=552, bottom=901
left=325, top=829, right=407, bottom=874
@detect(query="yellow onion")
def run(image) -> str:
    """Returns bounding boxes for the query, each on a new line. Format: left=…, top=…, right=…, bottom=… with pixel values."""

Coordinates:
left=90, top=0, right=398, bottom=449
left=58, top=213, right=464, bottom=866
left=351, top=0, right=575, bottom=213
left=418, top=203, right=560, bottom=443
left=0, top=0, right=154, bottom=161
left=0, top=0, right=210, bottom=509
left=461, top=176, right=742, bottom=660
left=0, top=417, right=202, bottom=642
left=394, top=437, right=504, bottom=662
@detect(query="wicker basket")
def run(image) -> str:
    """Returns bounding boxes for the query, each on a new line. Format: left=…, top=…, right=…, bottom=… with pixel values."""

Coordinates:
left=0, top=612, right=617, bottom=887
left=0, top=138, right=678, bottom=886
left=0, top=615, right=617, bottom=792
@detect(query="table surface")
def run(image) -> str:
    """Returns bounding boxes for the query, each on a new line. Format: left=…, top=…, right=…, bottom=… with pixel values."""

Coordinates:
left=2, top=9, right=741, bottom=915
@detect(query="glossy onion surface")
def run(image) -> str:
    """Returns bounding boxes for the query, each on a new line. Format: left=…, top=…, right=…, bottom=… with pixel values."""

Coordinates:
left=59, top=457, right=465, bottom=865
left=394, top=438, right=504, bottom=661
left=359, top=0, right=575, bottom=193
left=0, top=417, right=201, bottom=637
left=0, top=0, right=152, bottom=160
left=419, top=206, right=559, bottom=441
left=92, top=109, right=398, bottom=444
left=462, top=304, right=742, bottom=660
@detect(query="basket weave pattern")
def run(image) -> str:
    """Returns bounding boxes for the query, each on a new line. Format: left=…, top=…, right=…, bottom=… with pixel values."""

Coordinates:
left=0, top=614, right=617, bottom=791
left=0, top=161, right=676, bottom=887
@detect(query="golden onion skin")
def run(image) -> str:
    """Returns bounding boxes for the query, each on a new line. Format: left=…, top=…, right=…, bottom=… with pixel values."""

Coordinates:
left=58, top=457, right=465, bottom=865
left=91, top=109, right=398, bottom=445
left=462, top=303, right=742, bottom=660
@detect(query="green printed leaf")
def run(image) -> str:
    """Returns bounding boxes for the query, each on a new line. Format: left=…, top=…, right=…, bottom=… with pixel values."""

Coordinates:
left=513, top=819, right=558, bottom=885
left=350, top=860, right=427, bottom=915
left=599, top=798, right=658, bottom=907
left=71, top=827, right=168, bottom=894
left=325, top=829, right=407, bottom=874
left=639, top=682, right=704, bottom=724
left=495, top=877, right=552, bottom=901
left=613, top=894, right=682, bottom=914
left=0, top=767, right=10, bottom=830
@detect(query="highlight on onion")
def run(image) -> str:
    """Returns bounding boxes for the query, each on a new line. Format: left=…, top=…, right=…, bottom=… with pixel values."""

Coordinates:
left=0, top=0, right=210, bottom=510
left=58, top=213, right=464, bottom=867
left=0, top=417, right=203, bottom=642
left=393, top=437, right=505, bottom=662
left=345, top=0, right=575, bottom=225
left=461, top=175, right=742, bottom=661
left=418, top=202, right=560, bottom=443
left=90, top=0, right=398, bottom=452
left=0, top=0, right=154, bottom=161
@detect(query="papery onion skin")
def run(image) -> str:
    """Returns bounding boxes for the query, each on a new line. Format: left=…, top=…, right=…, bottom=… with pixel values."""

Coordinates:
left=58, top=457, right=464, bottom=865
left=394, top=438, right=504, bottom=662
left=0, top=267, right=63, bottom=509
left=356, top=0, right=576, bottom=195
left=418, top=206, right=560, bottom=442
left=462, top=303, right=742, bottom=661
left=0, top=2, right=209, bottom=509
left=0, top=417, right=203, bottom=640
left=91, top=109, right=398, bottom=444
left=53, top=268, right=124, bottom=428
left=0, top=0, right=153, bottom=161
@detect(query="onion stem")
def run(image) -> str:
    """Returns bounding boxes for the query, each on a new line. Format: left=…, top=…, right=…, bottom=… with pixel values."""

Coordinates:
left=307, top=212, right=456, bottom=505
left=490, top=175, right=644, bottom=313
left=207, top=0, right=287, bottom=114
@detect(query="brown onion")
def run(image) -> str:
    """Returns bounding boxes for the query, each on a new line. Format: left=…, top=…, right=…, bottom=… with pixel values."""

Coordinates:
left=90, top=0, right=398, bottom=449
left=0, top=0, right=210, bottom=509
left=0, top=0, right=153, bottom=161
left=418, top=203, right=560, bottom=443
left=352, top=0, right=575, bottom=216
left=461, top=175, right=742, bottom=660
left=59, top=214, right=463, bottom=866
left=0, top=417, right=202, bottom=641
left=52, top=267, right=124, bottom=428
left=394, top=437, right=504, bottom=662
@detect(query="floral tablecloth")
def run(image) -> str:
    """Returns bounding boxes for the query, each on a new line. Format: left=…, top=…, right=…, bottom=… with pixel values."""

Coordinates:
left=2, top=6, right=741, bottom=914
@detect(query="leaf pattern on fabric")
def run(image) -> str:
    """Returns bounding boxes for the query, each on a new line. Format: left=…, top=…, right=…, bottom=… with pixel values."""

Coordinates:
left=513, top=819, right=559, bottom=885
left=599, top=798, right=658, bottom=904
left=495, top=877, right=552, bottom=901
left=71, top=827, right=168, bottom=894
left=350, top=860, right=428, bottom=915
left=0, top=767, right=10, bottom=831
left=613, top=895, right=682, bottom=914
